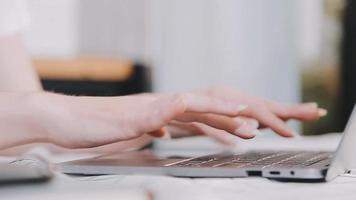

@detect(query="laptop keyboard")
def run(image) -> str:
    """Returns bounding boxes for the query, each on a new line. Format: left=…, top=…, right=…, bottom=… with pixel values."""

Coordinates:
left=167, top=151, right=332, bottom=169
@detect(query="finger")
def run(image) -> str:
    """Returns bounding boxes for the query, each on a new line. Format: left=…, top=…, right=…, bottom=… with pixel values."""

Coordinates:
left=176, top=93, right=248, bottom=117
left=166, top=121, right=205, bottom=138
left=236, top=116, right=259, bottom=129
left=264, top=101, right=327, bottom=121
left=242, top=107, right=296, bottom=137
left=175, top=113, right=257, bottom=138
left=167, top=120, right=256, bottom=145
left=175, top=113, right=242, bottom=134
left=193, top=122, right=253, bottom=146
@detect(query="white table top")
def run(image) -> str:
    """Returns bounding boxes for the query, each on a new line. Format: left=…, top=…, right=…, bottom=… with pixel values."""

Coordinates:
left=2, top=133, right=356, bottom=200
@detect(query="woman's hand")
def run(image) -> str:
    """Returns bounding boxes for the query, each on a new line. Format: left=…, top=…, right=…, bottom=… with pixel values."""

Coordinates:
left=0, top=87, right=326, bottom=150
left=36, top=87, right=325, bottom=148
left=30, top=92, right=251, bottom=149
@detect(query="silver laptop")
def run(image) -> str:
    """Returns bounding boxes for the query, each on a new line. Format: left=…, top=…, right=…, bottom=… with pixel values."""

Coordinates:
left=60, top=104, right=356, bottom=182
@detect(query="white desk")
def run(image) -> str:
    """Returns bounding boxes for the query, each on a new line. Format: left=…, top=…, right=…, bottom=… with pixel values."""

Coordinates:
left=2, top=133, right=356, bottom=200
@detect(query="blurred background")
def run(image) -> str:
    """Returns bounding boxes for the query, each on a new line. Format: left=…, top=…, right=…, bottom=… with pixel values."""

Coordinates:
left=24, top=0, right=355, bottom=135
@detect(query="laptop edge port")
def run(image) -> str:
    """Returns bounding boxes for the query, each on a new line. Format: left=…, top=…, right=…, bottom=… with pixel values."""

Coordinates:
left=269, top=171, right=281, bottom=175
left=247, top=170, right=262, bottom=176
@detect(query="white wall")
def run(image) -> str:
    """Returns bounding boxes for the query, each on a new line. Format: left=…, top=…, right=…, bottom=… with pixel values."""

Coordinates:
left=25, top=0, right=146, bottom=60
left=296, top=0, right=323, bottom=67
left=78, top=0, right=146, bottom=59
left=24, top=0, right=324, bottom=105
left=147, top=0, right=300, bottom=103
left=25, top=0, right=80, bottom=57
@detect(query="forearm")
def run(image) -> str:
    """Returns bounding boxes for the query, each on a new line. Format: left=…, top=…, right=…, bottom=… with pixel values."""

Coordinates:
left=0, top=92, right=47, bottom=150
left=0, top=92, right=155, bottom=152
left=0, top=34, right=42, bottom=92
left=0, top=92, right=151, bottom=154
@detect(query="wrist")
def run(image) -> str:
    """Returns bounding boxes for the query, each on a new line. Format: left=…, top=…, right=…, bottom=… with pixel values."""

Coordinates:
left=27, top=92, right=80, bottom=148
left=0, top=92, right=50, bottom=149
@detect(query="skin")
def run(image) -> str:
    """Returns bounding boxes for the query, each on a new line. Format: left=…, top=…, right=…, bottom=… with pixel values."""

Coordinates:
left=0, top=33, right=326, bottom=151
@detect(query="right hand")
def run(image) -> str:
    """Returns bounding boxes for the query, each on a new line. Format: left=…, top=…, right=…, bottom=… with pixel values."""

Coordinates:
left=30, top=92, right=253, bottom=149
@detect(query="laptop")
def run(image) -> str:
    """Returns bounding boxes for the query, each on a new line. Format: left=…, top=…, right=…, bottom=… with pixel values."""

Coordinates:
left=60, top=104, right=356, bottom=182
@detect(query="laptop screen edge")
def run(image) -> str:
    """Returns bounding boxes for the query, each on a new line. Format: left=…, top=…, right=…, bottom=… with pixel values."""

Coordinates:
left=326, top=103, right=356, bottom=181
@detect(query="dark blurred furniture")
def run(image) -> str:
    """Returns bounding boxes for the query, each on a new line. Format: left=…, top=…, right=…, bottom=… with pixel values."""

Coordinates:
left=340, top=0, right=356, bottom=129
left=33, top=56, right=151, bottom=96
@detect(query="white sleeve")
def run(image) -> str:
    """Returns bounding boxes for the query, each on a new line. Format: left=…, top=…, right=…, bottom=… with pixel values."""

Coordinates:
left=0, top=0, right=31, bottom=37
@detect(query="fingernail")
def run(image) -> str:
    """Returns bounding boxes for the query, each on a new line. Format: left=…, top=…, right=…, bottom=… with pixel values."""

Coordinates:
left=237, top=104, right=248, bottom=112
left=291, top=131, right=301, bottom=138
left=306, top=102, right=318, bottom=108
left=236, top=123, right=257, bottom=137
left=318, top=108, right=328, bottom=117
